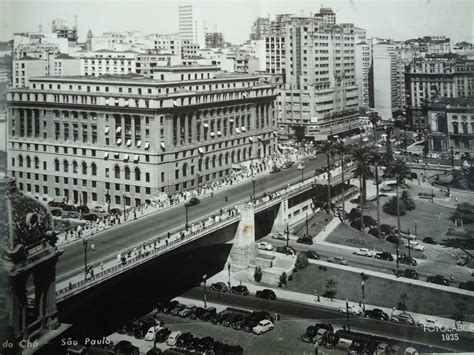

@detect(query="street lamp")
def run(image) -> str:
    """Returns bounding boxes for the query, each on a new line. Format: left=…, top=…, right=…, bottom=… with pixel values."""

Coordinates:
left=185, top=202, right=189, bottom=230
left=227, top=263, right=231, bottom=289
left=285, top=223, right=290, bottom=249
left=305, top=211, right=309, bottom=238
left=450, top=146, right=455, bottom=176
left=83, top=238, right=88, bottom=280
left=251, top=177, right=256, bottom=202
left=203, top=274, right=208, bottom=308
left=122, top=193, right=127, bottom=221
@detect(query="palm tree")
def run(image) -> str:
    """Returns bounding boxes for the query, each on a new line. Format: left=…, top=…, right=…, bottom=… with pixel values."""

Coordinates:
left=320, top=140, right=336, bottom=213
left=369, top=112, right=380, bottom=143
left=369, top=148, right=384, bottom=238
left=352, top=145, right=373, bottom=229
left=384, top=159, right=412, bottom=269
left=334, top=141, right=352, bottom=222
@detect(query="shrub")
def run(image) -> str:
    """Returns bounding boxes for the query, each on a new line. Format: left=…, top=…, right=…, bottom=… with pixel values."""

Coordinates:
left=368, top=228, right=381, bottom=237
left=350, top=220, right=363, bottom=231
left=363, top=215, right=377, bottom=227
left=380, top=224, right=393, bottom=235
left=400, top=190, right=416, bottom=211
left=383, top=197, right=407, bottom=216
left=295, top=252, right=309, bottom=269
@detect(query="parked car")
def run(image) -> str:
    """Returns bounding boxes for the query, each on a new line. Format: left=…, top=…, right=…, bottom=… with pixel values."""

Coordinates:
left=252, top=319, right=274, bottom=335
left=364, top=308, right=389, bottom=320
left=302, top=326, right=318, bottom=343
left=407, top=241, right=425, bottom=252
left=427, top=275, right=451, bottom=286
left=339, top=304, right=363, bottom=315
left=327, top=256, right=348, bottom=266
left=63, top=211, right=80, bottom=219
left=296, top=164, right=305, bottom=170
left=297, top=237, right=313, bottom=245
left=391, top=312, right=415, bottom=325
left=270, top=166, right=281, bottom=173
left=76, top=205, right=90, bottom=214
left=176, top=332, right=194, bottom=349
left=196, top=336, right=215, bottom=352
left=144, top=325, right=163, bottom=341
left=162, top=300, right=179, bottom=314
left=179, top=304, right=196, bottom=318
left=230, top=285, right=249, bottom=296
left=314, top=328, right=330, bottom=343
left=62, top=204, right=77, bottom=212
left=222, top=313, right=239, bottom=327
left=375, top=252, right=394, bottom=261
left=349, top=339, right=366, bottom=353
left=166, top=331, right=183, bottom=346
left=353, top=248, right=373, bottom=257
left=423, top=237, right=437, bottom=245
left=257, top=241, right=273, bottom=251
left=50, top=209, right=62, bottom=217
left=306, top=250, right=320, bottom=260
left=417, top=318, right=443, bottom=329
left=397, top=256, right=417, bottom=266
left=271, top=232, right=289, bottom=241
left=187, top=197, right=200, bottom=206
left=210, top=282, right=228, bottom=292
left=109, top=208, right=122, bottom=216
left=458, top=281, right=474, bottom=291
left=396, top=269, right=419, bottom=280
left=82, top=213, right=98, bottom=221
left=276, top=246, right=296, bottom=256
left=170, top=303, right=186, bottom=316
left=256, top=289, right=276, bottom=300
left=199, top=307, right=217, bottom=321
left=114, top=340, right=139, bottom=355
left=243, top=311, right=274, bottom=332
left=282, top=161, right=293, bottom=169
left=231, top=314, right=248, bottom=330
left=48, top=200, right=65, bottom=209
left=155, top=328, right=171, bottom=343
left=457, top=256, right=472, bottom=266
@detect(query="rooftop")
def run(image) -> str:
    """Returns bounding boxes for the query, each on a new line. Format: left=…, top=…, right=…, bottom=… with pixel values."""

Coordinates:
left=431, top=96, right=474, bottom=107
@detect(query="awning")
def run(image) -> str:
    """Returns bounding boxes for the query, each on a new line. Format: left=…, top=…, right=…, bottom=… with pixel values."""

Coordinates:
left=236, top=128, right=240, bottom=133
left=160, top=142, right=166, bottom=149
left=125, top=101, right=129, bottom=106
left=249, top=137, right=254, bottom=142
left=116, top=127, right=122, bottom=133
left=258, top=136, right=262, bottom=141
left=241, top=127, right=246, bottom=132
left=217, top=130, right=222, bottom=136
left=133, top=155, right=140, bottom=162
left=198, top=147, right=204, bottom=154
left=114, top=153, right=120, bottom=159
left=144, top=142, right=150, bottom=150
left=229, top=118, right=234, bottom=123
left=123, top=154, right=129, bottom=162
left=203, top=123, right=209, bottom=128
left=116, top=138, right=122, bottom=145
left=104, top=152, right=109, bottom=160
left=115, top=99, right=119, bottom=104
left=210, top=132, right=215, bottom=137
left=126, top=139, right=132, bottom=146
left=105, top=127, right=109, bottom=134
left=173, top=100, right=178, bottom=107
left=136, top=140, right=142, bottom=147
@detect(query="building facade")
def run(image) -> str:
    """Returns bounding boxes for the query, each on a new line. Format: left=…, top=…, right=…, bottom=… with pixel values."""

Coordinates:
left=205, top=32, right=224, bottom=49
left=178, top=5, right=205, bottom=49
left=250, top=17, right=270, bottom=41
left=6, top=68, right=277, bottom=207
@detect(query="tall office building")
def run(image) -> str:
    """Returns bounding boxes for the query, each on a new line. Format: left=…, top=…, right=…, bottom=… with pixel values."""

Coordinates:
left=250, top=17, right=270, bottom=40
left=178, top=5, right=205, bottom=49
left=266, top=11, right=360, bottom=141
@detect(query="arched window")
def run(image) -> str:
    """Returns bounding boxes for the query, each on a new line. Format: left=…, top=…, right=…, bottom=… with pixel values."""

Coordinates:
left=19, top=155, right=24, bottom=167
left=212, top=155, right=216, bottom=168
left=225, top=152, right=229, bottom=165
left=82, top=162, right=87, bottom=175
left=54, top=159, right=59, bottom=171
left=205, top=157, right=210, bottom=170
left=231, top=151, right=235, bottom=163
left=73, top=161, right=78, bottom=173
left=134, top=167, right=141, bottom=181
left=124, top=166, right=131, bottom=180
left=63, top=160, right=69, bottom=173
left=182, top=163, right=188, bottom=177
left=218, top=154, right=223, bottom=167
left=34, top=157, right=39, bottom=169
left=114, top=165, right=121, bottom=179
left=26, top=156, right=31, bottom=168
left=91, top=163, right=97, bottom=176
left=198, top=158, right=203, bottom=172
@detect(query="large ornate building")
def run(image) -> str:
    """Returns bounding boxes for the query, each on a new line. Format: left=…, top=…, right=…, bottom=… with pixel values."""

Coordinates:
left=6, top=66, right=277, bottom=208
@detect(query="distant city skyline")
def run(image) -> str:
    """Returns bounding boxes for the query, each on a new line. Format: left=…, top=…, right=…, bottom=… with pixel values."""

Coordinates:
left=1, top=0, right=472, bottom=45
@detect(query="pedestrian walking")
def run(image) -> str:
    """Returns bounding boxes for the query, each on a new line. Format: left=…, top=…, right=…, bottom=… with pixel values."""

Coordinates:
left=225, top=196, right=228, bottom=202
left=314, top=341, right=319, bottom=355
left=217, top=291, right=221, bottom=300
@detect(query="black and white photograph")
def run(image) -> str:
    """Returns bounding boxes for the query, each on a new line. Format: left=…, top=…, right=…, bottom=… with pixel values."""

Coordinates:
left=0, top=0, right=473, bottom=354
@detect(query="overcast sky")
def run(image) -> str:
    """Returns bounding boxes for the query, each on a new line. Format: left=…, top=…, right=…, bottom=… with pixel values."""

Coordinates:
left=0, top=0, right=472, bottom=44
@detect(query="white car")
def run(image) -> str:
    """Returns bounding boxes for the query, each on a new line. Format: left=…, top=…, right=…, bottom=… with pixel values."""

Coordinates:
left=339, top=304, right=363, bottom=315
left=417, top=318, right=443, bottom=329
left=258, top=241, right=273, bottom=251
left=252, top=319, right=274, bottom=335
left=297, top=164, right=305, bottom=170
left=144, top=325, right=163, bottom=341
left=271, top=233, right=289, bottom=241
left=353, top=248, right=373, bottom=257
left=408, top=241, right=425, bottom=252
left=362, top=137, right=369, bottom=142
left=166, top=331, right=182, bottom=346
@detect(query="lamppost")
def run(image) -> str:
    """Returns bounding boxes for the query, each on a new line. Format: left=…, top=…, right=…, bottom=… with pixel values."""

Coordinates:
left=285, top=223, right=290, bottom=249
left=361, top=281, right=365, bottom=311
left=251, top=177, right=256, bottom=202
left=83, top=238, right=88, bottom=280
left=105, top=190, right=111, bottom=212
left=305, top=211, right=309, bottom=238
left=227, top=263, right=231, bottom=289
left=203, top=274, right=208, bottom=308
left=122, top=193, right=127, bottom=221
left=450, top=146, right=455, bottom=176
left=185, top=202, right=189, bottom=230
left=414, top=222, right=417, bottom=237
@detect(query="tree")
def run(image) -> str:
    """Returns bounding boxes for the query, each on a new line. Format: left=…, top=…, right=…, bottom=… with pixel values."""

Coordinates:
left=397, top=292, right=409, bottom=311
left=334, top=141, right=352, bottom=222
left=383, top=197, right=407, bottom=216
left=384, top=159, right=412, bottom=269
left=254, top=267, right=262, bottom=283
left=352, top=145, right=374, bottom=229
left=400, top=190, right=416, bottom=211
left=453, top=301, right=466, bottom=323
left=324, top=278, right=338, bottom=301
left=369, top=112, right=380, bottom=143
left=296, top=252, right=309, bottom=269
left=369, top=149, right=385, bottom=238
left=363, top=215, right=377, bottom=227
left=385, top=129, right=393, bottom=162
left=320, top=141, right=336, bottom=213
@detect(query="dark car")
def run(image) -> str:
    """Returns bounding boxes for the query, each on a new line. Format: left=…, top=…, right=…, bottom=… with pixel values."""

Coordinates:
left=170, top=303, right=186, bottom=316
left=155, top=328, right=171, bottom=343
left=222, top=313, right=239, bottom=327
left=187, top=197, right=200, bottom=206
left=459, top=281, right=474, bottom=291
left=232, top=314, right=248, bottom=330
left=176, top=332, right=193, bottom=348
left=186, top=337, right=201, bottom=352
left=270, top=166, right=281, bottom=173
left=114, top=340, right=139, bottom=355
left=190, top=307, right=206, bottom=320
left=50, top=209, right=62, bottom=217
left=196, top=336, right=214, bottom=352
left=297, top=237, right=313, bottom=245
left=427, top=275, right=451, bottom=286
left=396, top=269, right=419, bottom=279
left=364, top=308, right=389, bottom=320
left=423, top=237, right=437, bottom=245
left=364, top=339, right=379, bottom=354
left=276, top=246, right=296, bottom=256
left=243, top=311, right=273, bottom=332
left=109, top=208, right=122, bottom=216
left=243, top=319, right=259, bottom=332
left=82, top=213, right=98, bottom=221
left=302, top=326, right=317, bottom=343
left=77, top=205, right=90, bottom=214
left=397, top=256, right=417, bottom=266
left=349, top=340, right=366, bottom=353
left=209, top=282, right=228, bottom=292
left=306, top=250, right=320, bottom=260
left=375, top=252, right=394, bottom=261
left=230, top=285, right=249, bottom=296
left=256, top=289, right=276, bottom=300
left=48, top=200, right=65, bottom=208
left=62, top=204, right=77, bottom=212
left=210, top=313, right=225, bottom=325
left=162, top=300, right=179, bottom=314
left=200, top=307, right=217, bottom=322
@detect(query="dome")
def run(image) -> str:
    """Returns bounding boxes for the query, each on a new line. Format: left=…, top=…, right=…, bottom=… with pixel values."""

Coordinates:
left=1, top=178, right=56, bottom=263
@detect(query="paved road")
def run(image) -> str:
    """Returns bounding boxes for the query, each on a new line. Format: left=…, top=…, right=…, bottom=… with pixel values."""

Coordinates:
left=56, top=152, right=333, bottom=281
left=181, top=288, right=473, bottom=352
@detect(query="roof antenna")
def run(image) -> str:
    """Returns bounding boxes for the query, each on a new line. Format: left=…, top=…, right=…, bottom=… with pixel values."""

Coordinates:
left=74, top=14, right=78, bottom=29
